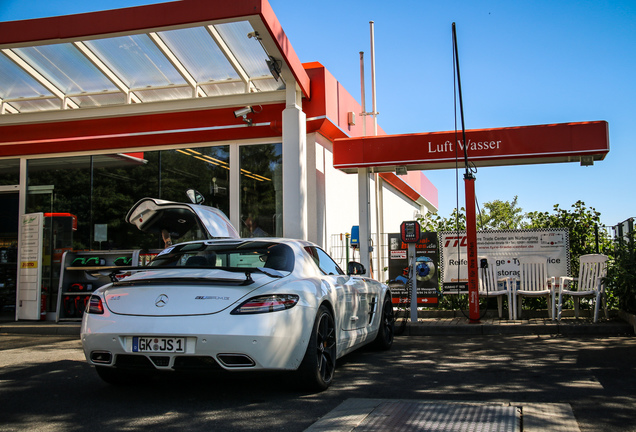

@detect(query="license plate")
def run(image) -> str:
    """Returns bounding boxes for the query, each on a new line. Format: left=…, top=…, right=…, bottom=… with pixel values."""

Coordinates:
left=132, top=336, right=185, bottom=353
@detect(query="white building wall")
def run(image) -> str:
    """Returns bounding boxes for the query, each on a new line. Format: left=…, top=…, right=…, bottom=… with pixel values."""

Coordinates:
left=381, top=181, right=423, bottom=234
left=315, top=133, right=357, bottom=242
left=376, top=180, right=427, bottom=282
left=313, top=132, right=428, bottom=281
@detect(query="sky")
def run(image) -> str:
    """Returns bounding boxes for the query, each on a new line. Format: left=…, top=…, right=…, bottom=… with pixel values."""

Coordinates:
left=1, top=0, right=634, bottom=228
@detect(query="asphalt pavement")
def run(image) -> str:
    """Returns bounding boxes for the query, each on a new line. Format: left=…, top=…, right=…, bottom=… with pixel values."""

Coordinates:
left=1, top=313, right=634, bottom=431
left=0, top=313, right=633, bottom=337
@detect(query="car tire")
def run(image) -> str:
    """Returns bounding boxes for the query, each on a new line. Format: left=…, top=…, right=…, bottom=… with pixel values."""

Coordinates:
left=372, top=295, right=395, bottom=350
left=298, top=305, right=336, bottom=391
left=95, top=366, right=134, bottom=386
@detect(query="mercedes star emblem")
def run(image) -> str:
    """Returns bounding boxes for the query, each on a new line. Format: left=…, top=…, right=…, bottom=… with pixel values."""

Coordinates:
left=155, top=294, right=169, bottom=307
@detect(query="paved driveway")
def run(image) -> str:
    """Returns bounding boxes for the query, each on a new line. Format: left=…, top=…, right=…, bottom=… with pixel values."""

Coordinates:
left=0, top=334, right=634, bottom=431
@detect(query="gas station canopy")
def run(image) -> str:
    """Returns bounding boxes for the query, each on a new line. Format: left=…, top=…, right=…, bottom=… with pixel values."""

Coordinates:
left=0, top=0, right=310, bottom=116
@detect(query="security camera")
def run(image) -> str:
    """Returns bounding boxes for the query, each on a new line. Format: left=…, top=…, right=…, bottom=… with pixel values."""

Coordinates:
left=233, top=106, right=254, bottom=118
left=247, top=31, right=259, bottom=39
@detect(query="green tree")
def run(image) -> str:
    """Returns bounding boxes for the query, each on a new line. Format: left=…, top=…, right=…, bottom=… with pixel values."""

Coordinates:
left=419, top=196, right=526, bottom=232
left=526, top=200, right=611, bottom=276
left=419, top=208, right=465, bottom=232
left=419, top=198, right=620, bottom=313
left=478, top=196, right=527, bottom=230
left=604, top=230, right=636, bottom=313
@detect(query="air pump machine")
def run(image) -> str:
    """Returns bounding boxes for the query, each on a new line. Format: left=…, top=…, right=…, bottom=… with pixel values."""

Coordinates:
left=400, top=220, right=420, bottom=322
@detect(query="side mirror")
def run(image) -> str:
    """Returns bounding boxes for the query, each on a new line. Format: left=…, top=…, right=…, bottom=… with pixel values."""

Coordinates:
left=186, top=189, right=205, bottom=205
left=347, top=261, right=366, bottom=276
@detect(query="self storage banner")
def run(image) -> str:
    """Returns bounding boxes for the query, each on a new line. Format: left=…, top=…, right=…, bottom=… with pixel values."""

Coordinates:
left=439, top=229, right=570, bottom=293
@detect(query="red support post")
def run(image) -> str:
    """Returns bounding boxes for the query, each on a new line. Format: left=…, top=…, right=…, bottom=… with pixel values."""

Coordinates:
left=464, top=174, right=480, bottom=322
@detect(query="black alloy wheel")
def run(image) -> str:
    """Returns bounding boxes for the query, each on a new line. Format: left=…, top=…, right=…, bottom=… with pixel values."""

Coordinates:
left=298, top=305, right=336, bottom=391
left=372, top=295, right=395, bottom=350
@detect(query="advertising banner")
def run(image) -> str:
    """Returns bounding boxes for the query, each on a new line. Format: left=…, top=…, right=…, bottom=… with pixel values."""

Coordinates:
left=17, top=213, right=44, bottom=320
left=440, top=229, right=570, bottom=293
left=387, top=232, right=439, bottom=306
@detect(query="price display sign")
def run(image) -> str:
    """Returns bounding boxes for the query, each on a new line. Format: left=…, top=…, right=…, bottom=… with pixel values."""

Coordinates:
left=400, top=221, right=420, bottom=243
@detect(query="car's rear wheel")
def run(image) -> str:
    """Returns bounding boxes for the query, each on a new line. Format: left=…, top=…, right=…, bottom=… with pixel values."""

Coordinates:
left=298, top=305, right=336, bottom=391
left=372, top=295, right=395, bottom=350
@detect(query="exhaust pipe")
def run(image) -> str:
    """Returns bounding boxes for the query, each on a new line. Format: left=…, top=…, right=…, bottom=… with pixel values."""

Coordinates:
left=91, top=351, right=113, bottom=364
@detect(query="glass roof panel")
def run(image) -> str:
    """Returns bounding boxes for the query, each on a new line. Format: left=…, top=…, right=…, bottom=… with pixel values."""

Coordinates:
left=85, top=34, right=186, bottom=89
left=158, top=27, right=240, bottom=83
left=200, top=81, right=246, bottom=97
left=70, top=93, right=127, bottom=108
left=0, top=52, right=52, bottom=99
left=135, top=86, right=193, bottom=103
left=13, top=44, right=119, bottom=94
left=214, top=21, right=272, bottom=78
left=0, top=17, right=288, bottom=115
left=10, top=98, right=61, bottom=113
left=252, top=78, right=285, bottom=92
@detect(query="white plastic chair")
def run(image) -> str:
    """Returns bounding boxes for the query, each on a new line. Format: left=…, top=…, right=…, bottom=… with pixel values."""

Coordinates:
left=513, top=255, right=554, bottom=320
left=557, top=254, right=608, bottom=323
left=478, top=257, right=513, bottom=320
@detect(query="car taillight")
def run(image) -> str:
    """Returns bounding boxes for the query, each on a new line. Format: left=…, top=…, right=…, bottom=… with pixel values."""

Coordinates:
left=87, top=295, right=104, bottom=315
left=230, top=294, right=299, bottom=315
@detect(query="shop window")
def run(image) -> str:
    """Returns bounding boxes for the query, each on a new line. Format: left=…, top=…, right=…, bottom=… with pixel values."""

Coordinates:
left=160, top=146, right=230, bottom=214
left=27, top=157, right=92, bottom=313
left=26, top=146, right=231, bottom=252
left=239, top=143, right=282, bottom=238
left=0, top=159, right=19, bottom=186
left=27, top=157, right=92, bottom=250
left=24, top=146, right=231, bottom=314
left=92, top=153, right=160, bottom=250
left=0, top=193, right=18, bottom=315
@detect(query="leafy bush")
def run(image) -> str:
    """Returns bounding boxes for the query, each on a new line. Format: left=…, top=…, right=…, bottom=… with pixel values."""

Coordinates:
left=605, top=231, right=636, bottom=314
left=527, top=200, right=612, bottom=276
left=420, top=199, right=615, bottom=312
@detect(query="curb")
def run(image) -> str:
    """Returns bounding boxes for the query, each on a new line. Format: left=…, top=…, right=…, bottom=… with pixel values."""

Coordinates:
left=0, top=322, right=81, bottom=336
left=1, top=318, right=633, bottom=337
left=401, top=318, right=633, bottom=336
left=618, top=310, right=636, bottom=334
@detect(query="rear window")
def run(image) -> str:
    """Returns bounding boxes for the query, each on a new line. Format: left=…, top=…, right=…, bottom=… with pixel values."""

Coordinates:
left=149, top=241, right=294, bottom=272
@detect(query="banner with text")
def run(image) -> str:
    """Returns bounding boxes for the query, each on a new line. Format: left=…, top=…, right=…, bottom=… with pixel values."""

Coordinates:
left=439, top=229, right=570, bottom=293
left=387, top=232, right=440, bottom=306
left=17, top=213, right=44, bottom=320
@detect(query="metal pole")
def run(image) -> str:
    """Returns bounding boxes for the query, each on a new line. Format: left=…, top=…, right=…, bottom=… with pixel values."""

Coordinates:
left=452, top=23, right=469, bottom=173
left=360, top=51, right=366, bottom=136
left=369, top=21, right=384, bottom=282
left=358, top=49, right=371, bottom=277
left=453, top=22, right=480, bottom=322
left=594, top=224, right=599, bottom=254
left=370, top=21, right=378, bottom=136
left=357, top=52, right=371, bottom=276
left=346, top=233, right=350, bottom=268
left=465, top=176, right=480, bottom=321
left=409, top=243, right=418, bottom=322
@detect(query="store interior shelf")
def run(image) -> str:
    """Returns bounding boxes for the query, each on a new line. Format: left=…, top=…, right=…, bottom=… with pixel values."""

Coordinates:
left=56, top=250, right=141, bottom=322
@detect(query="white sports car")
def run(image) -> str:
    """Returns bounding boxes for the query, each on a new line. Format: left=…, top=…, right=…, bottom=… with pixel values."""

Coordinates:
left=81, top=197, right=394, bottom=391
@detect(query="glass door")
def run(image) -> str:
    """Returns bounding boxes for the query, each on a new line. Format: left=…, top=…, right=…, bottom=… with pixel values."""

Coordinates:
left=0, top=192, right=19, bottom=320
